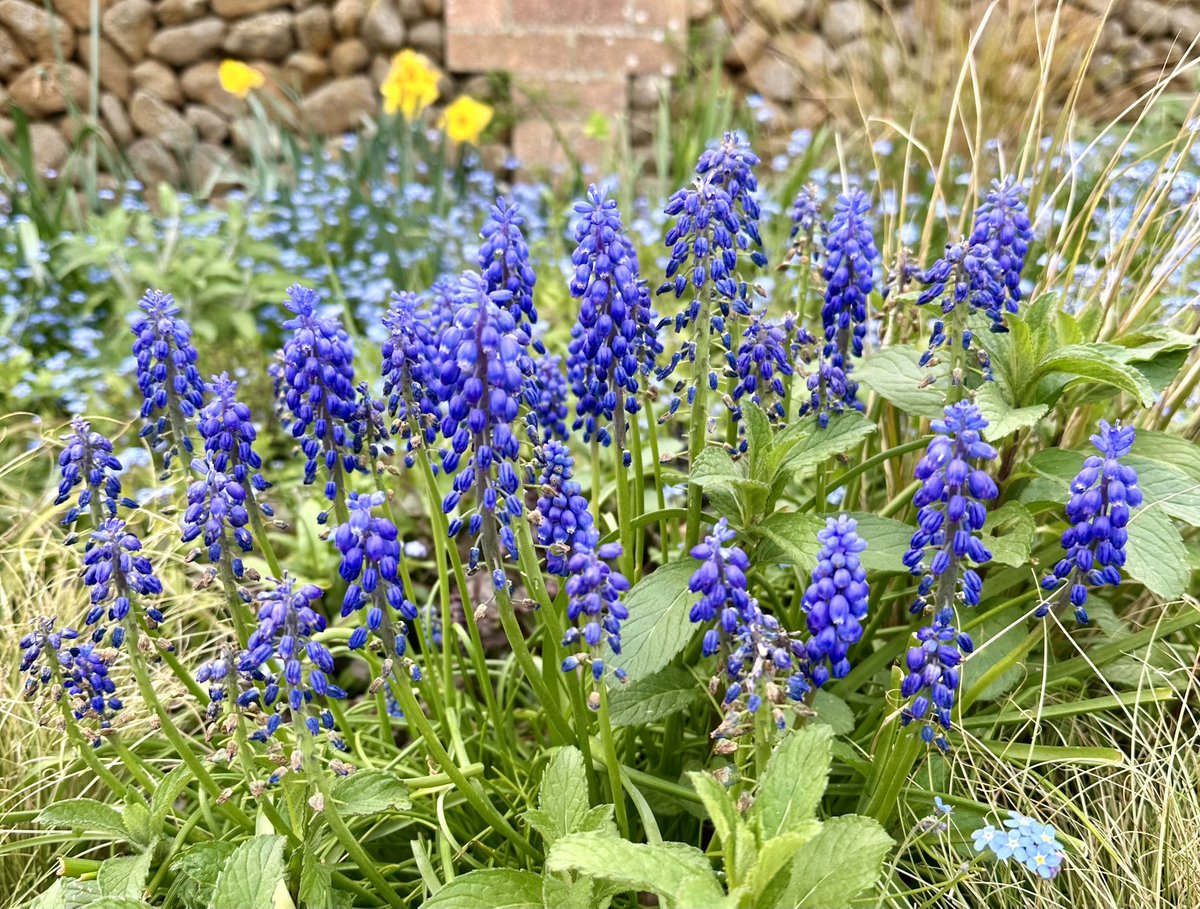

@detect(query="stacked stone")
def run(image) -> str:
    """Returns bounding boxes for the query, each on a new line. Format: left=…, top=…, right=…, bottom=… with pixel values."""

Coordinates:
left=0, top=0, right=445, bottom=179
left=718, top=0, right=1200, bottom=136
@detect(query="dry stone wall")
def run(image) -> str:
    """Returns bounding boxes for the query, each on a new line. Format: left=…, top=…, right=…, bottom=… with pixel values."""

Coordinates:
left=1, top=0, right=1197, bottom=180
left=0, top=0, right=445, bottom=180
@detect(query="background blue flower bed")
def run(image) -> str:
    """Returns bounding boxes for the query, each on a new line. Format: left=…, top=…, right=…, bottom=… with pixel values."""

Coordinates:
left=1, top=63, right=1200, bottom=909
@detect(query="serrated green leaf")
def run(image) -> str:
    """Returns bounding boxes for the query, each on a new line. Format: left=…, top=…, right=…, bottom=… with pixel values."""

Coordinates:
left=37, top=799, right=129, bottom=841
left=751, top=726, right=832, bottom=840
left=853, top=347, right=946, bottom=418
left=1034, top=344, right=1155, bottom=406
left=755, top=512, right=826, bottom=571
left=525, top=746, right=591, bottom=848
left=330, top=770, right=410, bottom=816
left=978, top=502, right=1036, bottom=568
left=169, top=840, right=238, bottom=909
left=1131, top=431, right=1200, bottom=481
left=764, top=816, right=892, bottom=908
left=543, top=873, right=594, bottom=909
left=421, top=870, right=543, bottom=909
left=737, top=826, right=822, bottom=909
left=122, top=799, right=152, bottom=848
left=779, top=412, right=877, bottom=475
left=616, top=560, right=699, bottom=682
left=546, top=832, right=725, bottom=908
left=608, top=667, right=701, bottom=727
left=811, top=690, right=855, bottom=736
left=1126, top=457, right=1200, bottom=528
left=693, top=446, right=744, bottom=488
left=1125, top=507, right=1190, bottom=600
left=212, top=835, right=286, bottom=909
left=97, top=851, right=154, bottom=900
left=845, top=513, right=913, bottom=573
left=687, top=770, right=741, bottom=860
left=974, top=383, right=1048, bottom=439
left=743, top=402, right=774, bottom=481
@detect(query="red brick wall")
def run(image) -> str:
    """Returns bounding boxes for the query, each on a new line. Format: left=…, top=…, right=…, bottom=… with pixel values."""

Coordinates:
left=446, top=0, right=688, bottom=167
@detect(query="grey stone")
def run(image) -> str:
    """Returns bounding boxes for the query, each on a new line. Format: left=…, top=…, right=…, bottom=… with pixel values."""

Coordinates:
left=362, top=0, right=404, bottom=52
left=184, top=102, right=227, bottom=142
left=156, top=0, right=209, bottom=25
left=212, top=0, right=289, bottom=14
left=148, top=17, right=226, bottom=66
left=407, top=19, right=442, bottom=58
left=130, top=89, right=191, bottom=143
left=9, top=62, right=90, bottom=115
left=329, top=38, right=368, bottom=75
left=225, top=11, right=294, bottom=60
left=78, top=36, right=133, bottom=100
left=0, top=26, right=26, bottom=79
left=294, top=4, right=332, bottom=53
left=823, top=0, right=865, bottom=45
left=103, top=0, right=155, bottom=62
left=0, top=1, right=75, bottom=60
left=331, top=0, right=364, bottom=37
left=128, top=135, right=180, bottom=185
left=29, top=121, right=68, bottom=172
left=746, top=51, right=799, bottom=102
left=99, top=91, right=133, bottom=143
left=132, top=58, right=183, bottom=105
left=301, top=75, right=374, bottom=134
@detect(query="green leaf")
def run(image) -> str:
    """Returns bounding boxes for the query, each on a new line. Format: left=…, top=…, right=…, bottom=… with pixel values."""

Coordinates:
left=755, top=512, right=826, bottom=571
left=169, top=841, right=238, bottom=909
left=853, top=347, right=946, bottom=418
left=542, top=874, right=594, bottom=909
left=743, top=402, right=774, bottom=480
left=811, top=690, right=855, bottom=736
left=692, top=447, right=746, bottom=490
left=738, top=828, right=822, bottom=909
left=212, top=835, right=286, bottom=909
left=1125, top=507, right=1190, bottom=600
left=525, top=746, right=592, bottom=848
left=1131, top=430, right=1200, bottom=482
left=978, top=502, right=1036, bottom=568
left=150, top=765, right=193, bottom=835
left=751, top=725, right=832, bottom=840
left=608, top=667, right=702, bottom=727
left=616, top=560, right=700, bottom=682
left=845, top=513, right=913, bottom=574
left=779, top=412, right=876, bottom=475
left=1033, top=344, right=1155, bottom=406
left=1126, top=457, right=1200, bottom=528
left=688, top=771, right=746, bottom=875
left=121, top=799, right=153, bottom=848
left=765, top=816, right=892, bottom=908
left=330, top=770, right=411, bottom=816
left=546, top=832, right=726, bottom=908
left=37, top=799, right=129, bottom=841
left=959, top=608, right=1027, bottom=703
left=974, top=383, right=1048, bottom=440
left=97, top=851, right=155, bottom=900
left=421, top=870, right=543, bottom=909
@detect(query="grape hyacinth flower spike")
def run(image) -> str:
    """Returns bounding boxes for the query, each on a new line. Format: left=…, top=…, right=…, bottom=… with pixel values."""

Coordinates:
left=381, top=291, right=442, bottom=469
left=1040, top=420, right=1141, bottom=624
left=801, top=353, right=862, bottom=429
left=799, top=515, right=869, bottom=688
left=239, top=575, right=347, bottom=752
left=560, top=529, right=630, bottom=691
left=82, top=519, right=164, bottom=646
left=904, top=402, right=998, bottom=616
left=272, top=284, right=362, bottom=520
left=688, top=518, right=753, bottom=657
left=900, top=606, right=974, bottom=752
left=335, top=491, right=418, bottom=658
left=730, top=313, right=794, bottom=428
left=199, top=373, right=272, bottom=503
left=55, top=417, right=137, bottom=532
left=566, top=186, right=653, bottom=450
left=478, top=197, right=539, bottom=342
left=525, top=354, right=570, bottom=445
left=969, top=176, right=1033, bottom=310
left=821, top=190, right=878, bottom=364
left=131, top=290, right=207, bottom=469
left=435, top=271, right=533, bottom=567
left=181, top=456, right=253, bottom=582
left=532, top=441, right=594, bottom=576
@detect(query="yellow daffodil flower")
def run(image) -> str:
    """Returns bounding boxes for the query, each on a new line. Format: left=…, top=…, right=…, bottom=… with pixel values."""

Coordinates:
left=440, top=96, right=493, bottom=145
left=218, top=60, right=264, bottom=99
left=381, top=50, right=440, bottom=121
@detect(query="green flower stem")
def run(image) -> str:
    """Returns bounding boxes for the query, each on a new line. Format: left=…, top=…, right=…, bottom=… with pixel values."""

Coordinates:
left=107, top=737, right=157, bottom=792
left=329, top=456, right=351, bottom=525
left=122, top=616, right=254, bottom=832
left=216, top=544, right=250, bottom=649
left=482, top=514, right=575, bottom=746
left=287, top=694, right=405, bottom=909
left=590, top=437, right=602, bottom=516
left=153, top=639, right=209, bottom=703
left=686, top=294, right=715, bottom=549
left=596, top=682, right=630, bottom=838
left=413, top=441, right=504, bottom=757
left=640, top=397, right=671, bottom=561
left=628, top=411, right=648, bottom=574
left=611, top=428, right=636, bottom=582
left=389, top=668, right=538, bottom=860
left=244, top=488, right=284, bottom=580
